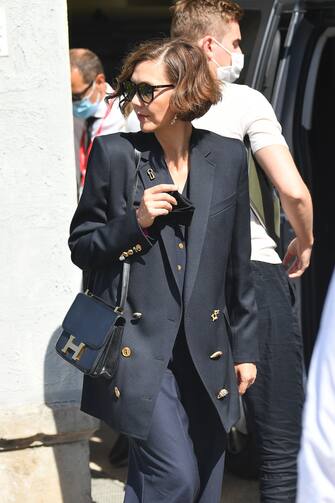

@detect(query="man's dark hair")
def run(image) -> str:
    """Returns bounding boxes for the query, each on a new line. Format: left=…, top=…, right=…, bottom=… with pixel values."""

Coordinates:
left=70, top=48, right=104, bottom=83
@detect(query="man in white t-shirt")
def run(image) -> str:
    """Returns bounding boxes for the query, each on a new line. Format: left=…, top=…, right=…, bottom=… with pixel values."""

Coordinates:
left=297, top=270, right=335, bottom=503
left=171, top=1, right=314, bottom=501
left=70, top=49, right=139, bottom=195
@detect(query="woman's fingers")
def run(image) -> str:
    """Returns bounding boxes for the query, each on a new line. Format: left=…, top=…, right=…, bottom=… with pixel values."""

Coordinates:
left=150, top=193, right=178, bottom=206
left=152, top=200, right=174, bottom=211
left=138, top=184, right=178, bottom=228
left=238, top=381, right=249, bottom=395
left=144, top=199, right=174, bottom=212
left=143, top=188, right=177, bottom=207
left=144, top=185, right=178, bottom=205
left=238, top=375, right=256, bottom=395
left=148, top=184, right=178, bottom=194
left=151, top=208, right=170, bottom=217
left=234, top=363, right=257, bottom=395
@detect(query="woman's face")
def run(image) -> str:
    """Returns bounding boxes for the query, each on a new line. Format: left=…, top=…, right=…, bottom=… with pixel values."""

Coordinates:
left=130, top=59, right=176, bottom=132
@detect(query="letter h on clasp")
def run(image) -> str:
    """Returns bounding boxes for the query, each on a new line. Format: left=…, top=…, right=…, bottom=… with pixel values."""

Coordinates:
left=61, top=335, right=86, bottom=361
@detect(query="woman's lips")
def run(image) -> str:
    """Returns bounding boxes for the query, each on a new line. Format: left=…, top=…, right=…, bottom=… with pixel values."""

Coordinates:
left=136, top=112, right=149, bottom=120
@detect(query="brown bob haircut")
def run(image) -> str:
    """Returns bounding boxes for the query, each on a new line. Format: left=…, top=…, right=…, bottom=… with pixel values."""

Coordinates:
left=170, top=0, right=243, bottom=42
left=111, top=38, right=221, bottom=122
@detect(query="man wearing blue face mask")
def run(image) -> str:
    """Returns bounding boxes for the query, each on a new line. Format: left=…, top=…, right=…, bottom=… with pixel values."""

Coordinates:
left=70, top=49, right=139, bottom=195
left=171, top=1, right=313, bottom=502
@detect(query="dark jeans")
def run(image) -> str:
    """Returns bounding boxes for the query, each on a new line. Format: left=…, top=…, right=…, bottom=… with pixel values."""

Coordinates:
left=244, top=262, right=305, bottom=502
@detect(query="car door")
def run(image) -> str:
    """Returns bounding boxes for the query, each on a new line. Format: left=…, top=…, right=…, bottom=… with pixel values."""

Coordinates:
left=237, top=1, right=299, bottom=90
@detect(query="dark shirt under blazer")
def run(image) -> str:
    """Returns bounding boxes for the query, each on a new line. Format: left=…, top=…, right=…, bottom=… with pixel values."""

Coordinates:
left=69, top=128, right=258, bottom=440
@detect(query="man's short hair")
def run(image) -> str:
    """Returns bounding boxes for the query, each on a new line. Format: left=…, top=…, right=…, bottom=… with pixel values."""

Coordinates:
left=170, top=0, right=243, bottom=41
left=69, top=48, right=104, bottom=83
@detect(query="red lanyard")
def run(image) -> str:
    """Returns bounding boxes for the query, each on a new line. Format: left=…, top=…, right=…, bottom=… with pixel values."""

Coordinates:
left=79, top=99, right=115, bottom=187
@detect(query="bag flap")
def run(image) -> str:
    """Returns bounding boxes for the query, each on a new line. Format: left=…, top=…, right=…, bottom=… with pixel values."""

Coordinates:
left=62, top=293, right=120, bottom=350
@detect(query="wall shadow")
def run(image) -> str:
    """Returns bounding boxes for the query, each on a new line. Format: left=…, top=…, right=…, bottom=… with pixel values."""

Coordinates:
left=44, top=326, right=94, bottom=503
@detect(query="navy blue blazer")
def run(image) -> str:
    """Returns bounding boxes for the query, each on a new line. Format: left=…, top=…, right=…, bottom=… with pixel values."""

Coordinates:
left=69, top=128, right=258, bottom=440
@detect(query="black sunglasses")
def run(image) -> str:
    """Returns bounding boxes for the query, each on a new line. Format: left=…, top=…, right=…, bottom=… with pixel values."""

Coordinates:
left=72, top=80, right=94, bottom=102
left=120, top=80, right=175, bottom=104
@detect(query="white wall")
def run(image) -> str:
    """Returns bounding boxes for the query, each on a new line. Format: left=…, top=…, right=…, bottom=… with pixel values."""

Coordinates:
left=0, top=0, right=82, bottom=412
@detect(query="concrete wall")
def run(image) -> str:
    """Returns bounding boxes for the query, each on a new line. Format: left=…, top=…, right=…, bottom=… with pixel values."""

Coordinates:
left=0, top=1, right=97, bottom=501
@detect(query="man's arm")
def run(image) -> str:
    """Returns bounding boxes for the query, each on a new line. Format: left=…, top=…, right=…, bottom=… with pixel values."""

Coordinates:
left=255, top=144, right=314, bottom=278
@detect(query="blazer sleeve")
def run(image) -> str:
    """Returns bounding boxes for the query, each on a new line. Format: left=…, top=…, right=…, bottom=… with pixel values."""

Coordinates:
left=227, top=142, right=259, bottom=363
left=68, top=136, right=152, bottom=270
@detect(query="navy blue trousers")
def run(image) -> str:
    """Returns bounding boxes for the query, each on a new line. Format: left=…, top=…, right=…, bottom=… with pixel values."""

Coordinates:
left=124, top=332, right=226, bottom=503
left=244, top=262, right=305, bottom=502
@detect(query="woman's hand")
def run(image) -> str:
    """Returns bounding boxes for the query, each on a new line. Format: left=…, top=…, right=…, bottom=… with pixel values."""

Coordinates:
left=234, top=363, right=257, bottom=395
left=136, top=184, right=178, bottom=229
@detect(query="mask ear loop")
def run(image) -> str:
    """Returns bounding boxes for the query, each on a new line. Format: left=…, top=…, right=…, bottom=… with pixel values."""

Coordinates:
left=84, top=81, right=103, bottom=107
left=85, top=81, right=96, bottom=100
left=212, top=38, right=235, bottom=67
left=213, top=38, right=233, bottom=55
left=211, top=57, right=221, bottom=68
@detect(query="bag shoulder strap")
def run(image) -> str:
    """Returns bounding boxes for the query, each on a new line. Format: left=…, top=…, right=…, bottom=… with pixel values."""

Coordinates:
left=117, top=148, right=142, bottom=313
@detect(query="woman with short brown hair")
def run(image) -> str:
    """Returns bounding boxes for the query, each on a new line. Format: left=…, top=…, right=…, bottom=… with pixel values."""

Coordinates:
left=113, top=37, right=221, bottom=121
left=69, top=38, right=258, bottom=502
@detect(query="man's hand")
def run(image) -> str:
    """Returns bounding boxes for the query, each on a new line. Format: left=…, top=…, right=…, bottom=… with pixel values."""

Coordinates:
left=137, top=184, right=177, bottom=229
left=283, top=237, right=313, bottom=278
left=234, top=363, right=257, bottom=395
left=255, top=145, right=314, bottom=269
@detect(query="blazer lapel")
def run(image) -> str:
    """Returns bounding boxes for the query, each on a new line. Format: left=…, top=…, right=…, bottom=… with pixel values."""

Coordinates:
left=137, top=150, right=169, bottom=192
left=184, top=143, right=216, bottom=306
left=137, top=148, right=182, bottom=297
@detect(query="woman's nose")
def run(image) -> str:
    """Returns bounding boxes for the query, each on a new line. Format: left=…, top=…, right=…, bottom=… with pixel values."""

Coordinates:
left=131, top=92, right=142, bottom=106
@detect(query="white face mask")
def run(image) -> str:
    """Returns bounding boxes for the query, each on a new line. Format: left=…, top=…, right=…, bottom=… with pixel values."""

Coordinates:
left=212, top=38, right=244, bottom=83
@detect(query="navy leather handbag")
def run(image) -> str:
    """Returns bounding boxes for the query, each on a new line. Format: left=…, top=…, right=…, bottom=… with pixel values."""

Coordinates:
left=55, top=290, right=126, bottom=379
left=55, top=149, right=141, bottom=379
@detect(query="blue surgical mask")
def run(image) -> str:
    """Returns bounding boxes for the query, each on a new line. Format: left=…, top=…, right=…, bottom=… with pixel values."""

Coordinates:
left=72, top=83, right=101, bottom=119
left=212, top=39, right=244, bottom=83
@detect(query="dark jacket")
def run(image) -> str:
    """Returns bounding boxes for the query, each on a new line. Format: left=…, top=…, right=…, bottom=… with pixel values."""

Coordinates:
left=69, top=128, right=258, bottom=440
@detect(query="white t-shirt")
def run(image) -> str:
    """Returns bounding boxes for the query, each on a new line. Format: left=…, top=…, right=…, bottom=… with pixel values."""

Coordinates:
left=193, top=82, right=288, bottom=264
left=297, top=270, right=335, bottom=502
